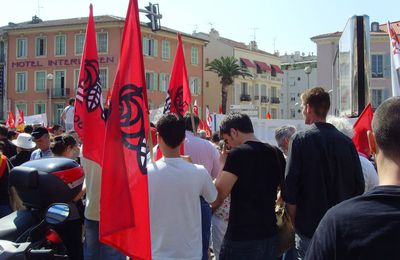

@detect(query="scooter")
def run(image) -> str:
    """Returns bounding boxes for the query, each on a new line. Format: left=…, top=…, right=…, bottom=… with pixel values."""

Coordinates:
left=0, top=203, right=71, bottom=259
left=0, top=158, right=85, bottom=259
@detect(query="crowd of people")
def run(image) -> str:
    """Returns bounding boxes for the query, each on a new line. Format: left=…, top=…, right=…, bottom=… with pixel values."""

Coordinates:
left=0, top=87, right=399, bottom=260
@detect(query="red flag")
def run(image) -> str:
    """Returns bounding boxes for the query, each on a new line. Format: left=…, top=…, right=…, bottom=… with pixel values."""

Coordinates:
left=100, top=0, right=151, bottom=259
left=266, top=112, right=271, bottom=119
left=6, top=112, right=15, bottom=129
left=193, top=100, right=199, bottom=116
left=16, top=110, right=24, bottom=131
left=352, top=103, right=373, bottom=157
left=218, top=105, right=223, bottom=114
left=74, top=4, right=106, bottom=165
left=163, top=33, right=191, bottom=117
left=387, top=21, right=400, bottom=96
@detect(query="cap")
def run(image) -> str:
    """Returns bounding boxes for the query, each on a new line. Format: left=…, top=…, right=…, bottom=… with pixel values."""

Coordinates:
left=31, top=127, right=49, bottom=140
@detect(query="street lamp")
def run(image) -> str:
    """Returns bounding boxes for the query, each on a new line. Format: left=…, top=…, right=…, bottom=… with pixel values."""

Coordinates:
left=46, top=73, right=54, bottom=126
left=304, top=66, right=312, bottom=90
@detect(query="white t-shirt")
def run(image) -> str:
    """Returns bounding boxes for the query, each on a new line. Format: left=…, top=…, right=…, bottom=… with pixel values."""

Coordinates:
left=81, top=156, right=102, bottom=221
left=148, top=157, right=217, bottom=260
left=359, top=155, right=379, bottom=193
left=63, top=105, right=75, bottom=125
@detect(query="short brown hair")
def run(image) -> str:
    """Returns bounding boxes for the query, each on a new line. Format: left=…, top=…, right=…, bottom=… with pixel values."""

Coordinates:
left=301, top=87, right=330, bottom=119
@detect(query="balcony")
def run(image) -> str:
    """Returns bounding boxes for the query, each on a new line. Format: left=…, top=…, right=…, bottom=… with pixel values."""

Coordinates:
left=254, top=95, right=259, bottom=100
left=0, top=54, right=4, bottom=63
left=47, top=88, right=71, bottom=98
left=270, top=97, right=280, bottom=104
left=261, top=96, right=269, bottom=103
left=240, top=94, right=251, bottom=101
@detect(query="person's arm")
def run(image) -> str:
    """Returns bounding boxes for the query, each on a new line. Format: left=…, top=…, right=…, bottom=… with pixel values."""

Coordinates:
left=210, top=146, right=220, bottom=180
left=61, top=107, right=67, bottom=123
left=211, top=170, right=237, bottom=209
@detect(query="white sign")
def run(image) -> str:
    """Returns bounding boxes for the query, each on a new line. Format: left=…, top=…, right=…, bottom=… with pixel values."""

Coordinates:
left=24, top=113, right=47, bottom=126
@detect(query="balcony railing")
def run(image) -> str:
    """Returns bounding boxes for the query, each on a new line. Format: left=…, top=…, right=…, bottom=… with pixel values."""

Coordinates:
left=270, top=97, right=280, bottom=104
left=47, top=88, right=71, bottom=98
left=254, top=95, right=259, bottom=100
left=261, top=96, right=269, bottom=103
left=240, top=94, right=251, bottom=101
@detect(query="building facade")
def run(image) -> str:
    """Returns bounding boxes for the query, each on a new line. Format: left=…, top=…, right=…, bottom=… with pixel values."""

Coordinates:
left=311, top=21, right=399, bottom=114
left=194, top=29, right=283, bottom=119
left=0, top=15, right=206, bottom=124
left=280, top=52, right=317, bottom=119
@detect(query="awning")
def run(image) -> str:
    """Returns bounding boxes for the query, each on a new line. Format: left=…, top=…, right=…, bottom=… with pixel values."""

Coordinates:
left=240, top=58, right=256, bottom=68
left=254, top=61, right=271, bottom=72
left=271, top=64, right=284, bottom=74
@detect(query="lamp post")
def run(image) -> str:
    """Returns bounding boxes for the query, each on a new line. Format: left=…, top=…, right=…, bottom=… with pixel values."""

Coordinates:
left=304, top=66, right=311, bottom=90
left=46, top=73, right=54, bottom=126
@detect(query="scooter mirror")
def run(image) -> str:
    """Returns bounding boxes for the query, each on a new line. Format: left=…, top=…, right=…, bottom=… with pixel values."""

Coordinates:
left=45, top=203, right=70, bottom=225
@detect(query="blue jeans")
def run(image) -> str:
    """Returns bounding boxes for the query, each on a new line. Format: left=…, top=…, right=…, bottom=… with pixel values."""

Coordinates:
left=84, top=218, right=125, bottom=260
left=200, top=197, right=212, bottom=260
left=294, top=232, right=310, bottom=260
left=219, top=236, right=278, bottom=260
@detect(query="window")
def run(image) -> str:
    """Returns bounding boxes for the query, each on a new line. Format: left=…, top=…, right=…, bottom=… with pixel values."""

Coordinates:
left=16, top=38, right=27, bottom=58
left=241, top=82, right=248, bottom=95
left=261, top=107, right=267, bottom=119
left=271, top=108, right=277, bottom=119
left=159, top=73, right=170, bottom=92
left=35, top=71, right=46, bottom=91
left=99, top=68, right=108, bottom=89
left=74, top=69, right=80, bottom=90
left=35, top=37, right=47, bottom=56
left=16, top=72, right=27, bottom=92
left=290, top=109, right=296, bottom=118
left=34, top=103, right=46, bottom=114
left=271, top=87, right=277, bottom=97
left=97, top=32, right=108, bottom=53
left=75, top=34, right=85, bottom=55
left=289, top=76, right=296, bottom=86
left=55, top=35, right=66, bottom=56
left=371, top=89, right=383, bottom=109
left=190, top=77, right=201, bottom=95
left=191, top=47, right=199, bottom=65
left=145, top=71, right=157, bottom=91
left=143, top=37, right=158, bottom=57
left=54, top=70, right=66, bottom=96
left=261, top=85, right=267, bottom=96
left=15, top=103, right=27, bottom=115
left=371, top=54, right=383, bottom=78
left=254, top=84, right=259, bottom=99
left=161, top=40, right=170, bottom=60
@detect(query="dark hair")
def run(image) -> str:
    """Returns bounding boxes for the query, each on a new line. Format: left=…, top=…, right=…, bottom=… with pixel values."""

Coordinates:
left=7, top=130, right=18, bottom=140
left=50, top=133, right=77, bottom=156
left=0, top=125, right=8, bottom=138
left=183, top=114, right=200, bottom=132
left=52, top=124, right=63, bottom=134
left=69, top=98, right=75, bottom=105
left=150, top=122, right=156, bottom=128
left=301, top=87, right=330, bottom=118
left=372, top=97, right=400, bottom=157
left=219, top=113, right=254, bottom=135
left=156, top=113, right=185, bottom=149
left=212, top=131, right=220, bottom=143
left=24, top=125, right=33, bottom=134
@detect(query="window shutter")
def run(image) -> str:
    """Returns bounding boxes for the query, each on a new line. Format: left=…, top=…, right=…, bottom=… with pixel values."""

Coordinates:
left=153, top=39, right=158, bottom=57
left=143, top=37, right=149, bottom=55
left=383, top=54, right=391, bottom=78
left=153, top=73, right=158, bottom=91
left=197, top=79, right=202, bottom=95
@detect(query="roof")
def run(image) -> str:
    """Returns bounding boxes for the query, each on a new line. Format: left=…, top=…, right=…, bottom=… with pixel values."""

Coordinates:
left=219, top=36, right=276, bottom=56
left=311, top=20, right=400, bottom=41
left=0, top=15, right=207, bottom=43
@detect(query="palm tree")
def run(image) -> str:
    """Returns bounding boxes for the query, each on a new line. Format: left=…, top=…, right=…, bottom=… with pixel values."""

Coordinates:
left=206, top=56, right=252, bottom=114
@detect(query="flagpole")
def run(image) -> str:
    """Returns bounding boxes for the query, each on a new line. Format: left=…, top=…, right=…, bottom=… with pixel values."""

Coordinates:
left=189, top=103, right=196, bottom=136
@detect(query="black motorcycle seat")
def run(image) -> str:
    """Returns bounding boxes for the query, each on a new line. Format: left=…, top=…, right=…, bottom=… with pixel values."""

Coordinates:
left=0, top=209, right=38, bottom=241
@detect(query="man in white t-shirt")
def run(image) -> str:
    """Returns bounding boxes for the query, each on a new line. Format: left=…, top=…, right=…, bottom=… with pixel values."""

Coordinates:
left=61, top=98, right=75, bottom=131
left=148, top=113, right=217, bottom=260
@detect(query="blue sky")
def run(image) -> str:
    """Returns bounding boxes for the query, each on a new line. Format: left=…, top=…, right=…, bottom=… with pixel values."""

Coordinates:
left=1, top=0, right=398, bottom=55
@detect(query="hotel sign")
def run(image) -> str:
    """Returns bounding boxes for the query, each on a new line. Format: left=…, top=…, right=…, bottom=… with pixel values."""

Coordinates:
left=11, top=56, right=116, bottom=69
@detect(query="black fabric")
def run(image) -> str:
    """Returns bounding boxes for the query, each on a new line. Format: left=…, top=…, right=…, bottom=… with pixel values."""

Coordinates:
left=223, top=141, right=285, bottom=241
left=0, top=160, right=10, bottom=205
left=306, top=186, right=400, bottom=260
left=282, top=122, right=364, bottom=238
left=9, top=150, right=32, bottom=167
left=0, top=138, right=17, bottom=159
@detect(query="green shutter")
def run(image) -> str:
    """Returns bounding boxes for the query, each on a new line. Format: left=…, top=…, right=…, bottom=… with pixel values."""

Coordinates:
left=153, top=73, right=158, bottom=91
left=143, top=37, right=149, bottom=55
left=153, top=39, right=158, bottom=57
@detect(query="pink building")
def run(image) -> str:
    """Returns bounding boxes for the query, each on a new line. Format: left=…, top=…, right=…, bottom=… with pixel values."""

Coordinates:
left=0, top=15, right=206, bottom=125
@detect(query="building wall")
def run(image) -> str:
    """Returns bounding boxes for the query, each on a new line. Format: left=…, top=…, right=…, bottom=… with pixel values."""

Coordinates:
left=3, top=20, right=205, bottom=124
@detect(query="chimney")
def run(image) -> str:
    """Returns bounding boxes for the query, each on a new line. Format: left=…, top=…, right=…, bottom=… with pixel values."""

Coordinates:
left=249, top=40, right=258, bottom=50
left=209, top=28, right=220, bottom=39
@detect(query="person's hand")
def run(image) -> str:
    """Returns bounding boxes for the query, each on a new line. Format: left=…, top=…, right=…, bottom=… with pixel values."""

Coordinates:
left=219, top=143, right=229, bottom=167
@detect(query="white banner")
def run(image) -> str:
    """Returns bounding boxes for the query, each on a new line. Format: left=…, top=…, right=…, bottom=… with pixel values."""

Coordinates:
left=24, top=113, right=48, bottom=126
